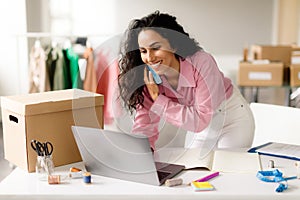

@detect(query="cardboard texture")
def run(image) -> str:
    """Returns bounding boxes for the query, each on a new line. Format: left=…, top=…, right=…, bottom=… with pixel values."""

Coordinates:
left=238, top=62, right=284, bottom=86
left=1, top=89, right=104, bottom=172
left=251, top=45, right=292, bottom=67
left=290, top=64, right=300, bottom=86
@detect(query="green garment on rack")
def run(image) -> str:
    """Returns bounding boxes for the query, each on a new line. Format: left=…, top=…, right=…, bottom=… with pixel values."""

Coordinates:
left=66, top=47, right=83, bottom=89
left=53, top=47, right=69, bottom=90
left=46, top=46, right=71, bottom=90
left=45, top=47, right=56, bottom=90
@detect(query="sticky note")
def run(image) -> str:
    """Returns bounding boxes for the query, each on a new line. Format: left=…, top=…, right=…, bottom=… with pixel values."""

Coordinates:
left=191, top=181, right=214, bottom=191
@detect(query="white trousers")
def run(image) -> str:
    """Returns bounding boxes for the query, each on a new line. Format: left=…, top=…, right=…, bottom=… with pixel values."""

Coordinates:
left=185, top=86, right=255, bottom=156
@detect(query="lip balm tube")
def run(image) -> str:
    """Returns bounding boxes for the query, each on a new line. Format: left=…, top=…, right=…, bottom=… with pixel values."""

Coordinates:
left=268, top=160, right=275, bottom=168
left=165, top=178, right=183, bottom=187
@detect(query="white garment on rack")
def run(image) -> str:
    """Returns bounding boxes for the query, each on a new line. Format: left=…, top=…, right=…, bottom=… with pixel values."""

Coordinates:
left=28, top=44, right=50, bottom=93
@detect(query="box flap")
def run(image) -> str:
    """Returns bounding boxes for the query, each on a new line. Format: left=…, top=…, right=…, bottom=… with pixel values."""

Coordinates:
left=239, top=62, right=284, bottom=68
left=1, top=89, right=104, bottom=116
left=251, top=45, right=292, bottom=66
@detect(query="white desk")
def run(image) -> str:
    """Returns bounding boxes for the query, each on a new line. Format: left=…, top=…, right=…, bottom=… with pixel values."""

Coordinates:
left=0, top=154, right=300, bottom=200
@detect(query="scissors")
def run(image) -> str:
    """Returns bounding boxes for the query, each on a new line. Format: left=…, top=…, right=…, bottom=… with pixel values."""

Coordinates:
left=42, top=141, right=53, bottom=156
left=31, top=140, right=45, bottom=156
left=31, top=140, right=53, bottom=156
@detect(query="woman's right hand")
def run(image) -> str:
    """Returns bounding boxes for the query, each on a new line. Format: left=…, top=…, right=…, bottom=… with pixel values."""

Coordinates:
left=144, top=67, right=159, bottom=101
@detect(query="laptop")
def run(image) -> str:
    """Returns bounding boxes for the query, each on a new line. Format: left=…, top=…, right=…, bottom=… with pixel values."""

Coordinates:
left=71, top=126, right=185, bottom=186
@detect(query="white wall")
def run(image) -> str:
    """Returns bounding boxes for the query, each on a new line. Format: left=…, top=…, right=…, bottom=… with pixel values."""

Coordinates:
left=0, top=1, right=28, bottom=96
left=113, top=0, right=275, bottom=55
left=71, top=0, right=275, bottom=81
left=112, top=0, right=275, bottom=81
left=0, top=0, right=276, bottom=98
left=0, top=0, right=28, bottom=122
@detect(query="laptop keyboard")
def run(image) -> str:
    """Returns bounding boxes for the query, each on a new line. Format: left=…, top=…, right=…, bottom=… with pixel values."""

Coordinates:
left=157, top=170, right=171, bottom=181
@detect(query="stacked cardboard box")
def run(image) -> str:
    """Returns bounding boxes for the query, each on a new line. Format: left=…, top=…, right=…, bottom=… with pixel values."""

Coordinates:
left=238, top=62, right=284, bottom=86
left=238, top=45, right=300, bottom=86
left=251, top=45, right=292, bottom=67
left=290, top=64, right=300, bottom=86
left=290, top=47, right=300, bottom=86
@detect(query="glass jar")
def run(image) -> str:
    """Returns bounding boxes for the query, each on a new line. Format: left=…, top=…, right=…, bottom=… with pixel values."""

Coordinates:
left=35, top=155, right=55, bottom=181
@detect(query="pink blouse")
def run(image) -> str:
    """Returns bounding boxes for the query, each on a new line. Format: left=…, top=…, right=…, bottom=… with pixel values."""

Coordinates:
left=132, top=51, right=233, bottom=149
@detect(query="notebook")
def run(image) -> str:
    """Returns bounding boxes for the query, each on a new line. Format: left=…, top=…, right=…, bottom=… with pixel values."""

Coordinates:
left=71, top=126, right=185, bottom=186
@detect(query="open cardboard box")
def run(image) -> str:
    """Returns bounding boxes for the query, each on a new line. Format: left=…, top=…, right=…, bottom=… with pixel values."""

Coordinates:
left=1, top=89, right=104, bottom=172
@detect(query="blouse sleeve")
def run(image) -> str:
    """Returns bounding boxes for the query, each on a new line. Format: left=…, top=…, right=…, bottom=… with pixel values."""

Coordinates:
left=131, top=92, right=161, bottom=149
left=150, top=52, right=228, bottom=133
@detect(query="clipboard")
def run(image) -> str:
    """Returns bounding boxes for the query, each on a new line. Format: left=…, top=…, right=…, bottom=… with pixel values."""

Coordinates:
left=248, top=142, right=300, bottom=161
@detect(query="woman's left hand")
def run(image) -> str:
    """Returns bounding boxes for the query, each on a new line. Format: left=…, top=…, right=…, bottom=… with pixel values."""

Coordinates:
left=144, top=67, right=159, bottom=101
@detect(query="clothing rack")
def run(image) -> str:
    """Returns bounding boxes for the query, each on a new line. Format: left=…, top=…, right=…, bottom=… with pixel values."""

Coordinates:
left=16, top=32, right=112, bottom=38
left=15, top=32, right=120, bottom=94
left=16, top=32, right=114, bottom=49
left=15, top=33, right=81, bottom=94
left=16, top=32, right=115, bottom=49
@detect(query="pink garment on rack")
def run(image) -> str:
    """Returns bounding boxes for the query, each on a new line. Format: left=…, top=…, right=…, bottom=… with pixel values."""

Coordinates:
left=95, top=50, right=120, bottom=124
left=83, top=48, right=97, bottom=92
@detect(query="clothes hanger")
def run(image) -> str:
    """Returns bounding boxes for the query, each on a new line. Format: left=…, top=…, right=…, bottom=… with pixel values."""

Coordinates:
left=34, top=38, right=41, bottom=48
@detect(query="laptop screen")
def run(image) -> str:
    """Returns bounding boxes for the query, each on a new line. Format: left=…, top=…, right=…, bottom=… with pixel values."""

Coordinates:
left=71, top=126, right=184, bottom=185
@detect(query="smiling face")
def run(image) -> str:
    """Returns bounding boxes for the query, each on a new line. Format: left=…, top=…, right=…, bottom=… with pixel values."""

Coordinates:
left=138, top=29, right=180, bottom=76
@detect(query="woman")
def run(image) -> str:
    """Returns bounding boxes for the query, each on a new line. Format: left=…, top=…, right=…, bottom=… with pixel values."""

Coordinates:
left=118, top=11, right=254, bottom=154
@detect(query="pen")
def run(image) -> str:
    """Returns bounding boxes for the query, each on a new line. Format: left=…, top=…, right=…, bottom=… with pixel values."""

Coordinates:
left=194, top=171, right=220, bottom=182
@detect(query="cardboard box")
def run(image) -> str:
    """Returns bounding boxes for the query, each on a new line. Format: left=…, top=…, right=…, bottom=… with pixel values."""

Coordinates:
left=290, top=64, right=300, bottom=86
left=251, top=45, right=292, bottom=67
left=1, top=89, right=104, bottom=172
left=238, top=62, right=284, bottom=86
left=291, top=48, right=300, bottom=64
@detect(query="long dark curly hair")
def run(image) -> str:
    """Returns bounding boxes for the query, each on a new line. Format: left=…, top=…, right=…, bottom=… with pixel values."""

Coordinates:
left=118, top=10, right=202, bottom=113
